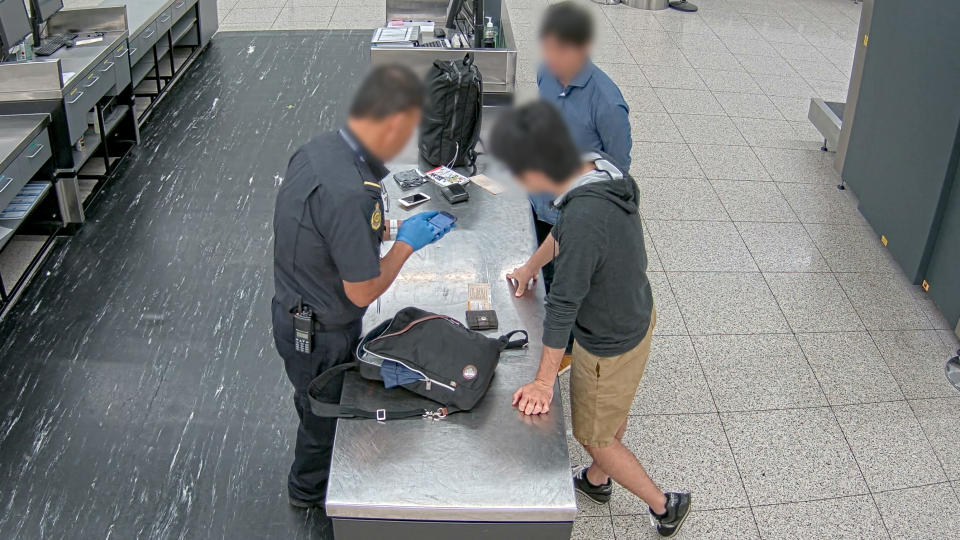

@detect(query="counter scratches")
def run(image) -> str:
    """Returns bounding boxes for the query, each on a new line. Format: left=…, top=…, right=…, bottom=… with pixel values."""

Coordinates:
left=0, top=31, right=372, bottom=539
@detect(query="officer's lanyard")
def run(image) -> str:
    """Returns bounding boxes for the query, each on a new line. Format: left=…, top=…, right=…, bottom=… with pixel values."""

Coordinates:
left=338, top=128, right=389, bottom=212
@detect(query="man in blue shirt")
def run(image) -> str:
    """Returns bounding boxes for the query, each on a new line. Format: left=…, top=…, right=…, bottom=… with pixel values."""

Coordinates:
left=508, top=1, right=632, bottom=372
left=527, top=1, right=632, bottom=229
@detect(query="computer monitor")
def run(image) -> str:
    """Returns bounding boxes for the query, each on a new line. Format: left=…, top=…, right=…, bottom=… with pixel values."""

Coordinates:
left=445, top=0, right=465, bottom=29
left=32, top=0, right=62, bottom=22
left=0, top=0, right=32, bottom=54
left=28, top=0, right=63, bottom=47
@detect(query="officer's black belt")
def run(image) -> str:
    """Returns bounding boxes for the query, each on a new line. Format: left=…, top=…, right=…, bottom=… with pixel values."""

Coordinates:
left=311, top=319, right=361, bottom=333
left=289, top=302, right=360, bottom=333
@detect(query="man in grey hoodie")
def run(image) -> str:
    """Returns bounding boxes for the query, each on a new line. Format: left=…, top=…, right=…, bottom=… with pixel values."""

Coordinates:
left=492, top=101, right=691, bottom=538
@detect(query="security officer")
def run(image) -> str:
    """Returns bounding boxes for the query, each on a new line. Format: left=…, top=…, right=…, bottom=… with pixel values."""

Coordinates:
left=272, top=65, right=453, bottom=508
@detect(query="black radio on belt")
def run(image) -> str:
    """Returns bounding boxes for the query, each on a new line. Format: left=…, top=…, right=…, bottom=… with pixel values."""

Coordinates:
left=294, top=305, right=314, bottom=353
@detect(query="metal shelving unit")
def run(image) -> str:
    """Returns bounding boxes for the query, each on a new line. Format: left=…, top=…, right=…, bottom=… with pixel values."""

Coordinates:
left=131, top=3, right=202, bottom=124
left=0, top=179, right=60, bottom=313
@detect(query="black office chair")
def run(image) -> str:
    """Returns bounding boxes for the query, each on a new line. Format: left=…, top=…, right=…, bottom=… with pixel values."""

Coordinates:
left=669, top=0, right=698, bottom=12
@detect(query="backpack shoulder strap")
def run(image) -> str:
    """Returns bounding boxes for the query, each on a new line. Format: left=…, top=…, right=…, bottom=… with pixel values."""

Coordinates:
left=307, top=361, right=456, bottom=421
left=498, top=330, right=529, bottom=351
left=465, top=65, right=484, bottom=168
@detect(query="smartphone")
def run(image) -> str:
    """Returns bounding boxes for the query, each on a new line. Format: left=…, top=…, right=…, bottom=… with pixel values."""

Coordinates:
left=428, top=211, right=457, bottom=232
left=398, top=192, right=430, bottom=209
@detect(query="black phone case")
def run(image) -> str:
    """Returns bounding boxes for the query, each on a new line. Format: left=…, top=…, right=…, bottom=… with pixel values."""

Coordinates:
left=441, top=184, right=469, bottom=203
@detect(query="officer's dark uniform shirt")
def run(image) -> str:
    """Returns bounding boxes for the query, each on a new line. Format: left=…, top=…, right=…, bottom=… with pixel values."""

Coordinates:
left=273, top=129, right=387, bottom=325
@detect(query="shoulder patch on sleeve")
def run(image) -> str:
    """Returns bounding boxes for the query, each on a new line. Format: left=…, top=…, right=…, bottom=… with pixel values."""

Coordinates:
left=370, top=201, right=383, bottom=230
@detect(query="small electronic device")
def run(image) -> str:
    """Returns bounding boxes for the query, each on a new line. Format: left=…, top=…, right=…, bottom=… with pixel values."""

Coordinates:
left=393, top=169, right=427, bottom=190
left=74, top=33, right=104, bottom=46
left=33, top=33, right=75, bottom=56
left=440, top=183, right=469, bottom=204
left=428, top=211, right=457, bottom=233
left=293, top=306, right=314, bottom=353
left=466, top=310, right=499, bottom=331
left=398, top=192, right=430, bottom=209
left=450, top=33, right=468, bottom=49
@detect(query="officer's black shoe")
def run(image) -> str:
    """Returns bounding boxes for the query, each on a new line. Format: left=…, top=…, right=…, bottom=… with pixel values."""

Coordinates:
left=572, top=466, right=613, bottom=504
left=289, top=496, right=324, bottom=509
left=649, top=492, right=692, bottom=538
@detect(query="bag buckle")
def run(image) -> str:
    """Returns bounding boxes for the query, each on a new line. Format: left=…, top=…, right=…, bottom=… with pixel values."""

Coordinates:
left=422, top=408, right=448, bottom=421
left=376, top=409, right=387, bottom=422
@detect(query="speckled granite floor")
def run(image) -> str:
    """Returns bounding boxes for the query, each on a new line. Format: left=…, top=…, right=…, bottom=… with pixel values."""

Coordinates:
left=20, top=0, right=960, bottom=539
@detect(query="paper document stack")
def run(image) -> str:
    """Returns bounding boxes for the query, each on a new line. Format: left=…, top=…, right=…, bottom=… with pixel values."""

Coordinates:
left=0, top=182, right=46, bottom=221
left=371, top=26, right=420, bottom=48
left=387, top=19, right=435, bottom=34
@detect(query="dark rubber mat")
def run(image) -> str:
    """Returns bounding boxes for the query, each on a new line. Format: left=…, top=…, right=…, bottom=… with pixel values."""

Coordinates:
left=0, top=30, right=372, bottom=539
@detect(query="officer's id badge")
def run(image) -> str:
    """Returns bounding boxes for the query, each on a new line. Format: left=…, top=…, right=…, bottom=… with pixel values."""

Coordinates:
left=370, top=202, right=383, bottom=230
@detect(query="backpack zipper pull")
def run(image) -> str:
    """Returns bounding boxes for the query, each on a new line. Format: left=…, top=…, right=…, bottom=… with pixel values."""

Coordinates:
left=425, top=380, right=432, bottom=390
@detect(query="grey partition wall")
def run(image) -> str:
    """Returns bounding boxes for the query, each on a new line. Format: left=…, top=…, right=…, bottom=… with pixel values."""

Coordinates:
left=923, top=153, right=960, bottom=332
left=841, top=2, right=960, bottom=284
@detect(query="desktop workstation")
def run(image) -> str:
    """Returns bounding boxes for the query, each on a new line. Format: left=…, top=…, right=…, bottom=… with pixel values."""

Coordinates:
left=0, top=0, right=217, bottom=313
left=370, top=0, right=517, bottom=100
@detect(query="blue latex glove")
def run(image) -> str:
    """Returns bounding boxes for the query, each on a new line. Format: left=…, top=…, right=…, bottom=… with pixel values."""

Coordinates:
left=396, top=211, right=454, bottom=251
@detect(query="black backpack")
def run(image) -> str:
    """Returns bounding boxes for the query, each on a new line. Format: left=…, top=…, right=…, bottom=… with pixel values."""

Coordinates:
left=419, top=54, right=483, bottom=172
left=308, top=307, right=527, bottom=421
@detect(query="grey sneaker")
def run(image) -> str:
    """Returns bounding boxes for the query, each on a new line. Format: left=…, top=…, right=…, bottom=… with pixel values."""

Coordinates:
left=649, top=492, right=692, bottom=537
left=572, top=466, right=613, bottom=504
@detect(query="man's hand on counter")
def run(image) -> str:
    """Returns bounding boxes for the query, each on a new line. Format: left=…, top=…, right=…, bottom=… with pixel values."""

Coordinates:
left=506, top=232, right=556, bottom=297
left=513, top=379, right=554, bottom=415
left=514, top=345, right=563, bottom=415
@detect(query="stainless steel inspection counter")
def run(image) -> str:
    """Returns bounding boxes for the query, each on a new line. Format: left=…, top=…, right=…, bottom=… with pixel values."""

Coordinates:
left=325, top=165, right=577, bottom=539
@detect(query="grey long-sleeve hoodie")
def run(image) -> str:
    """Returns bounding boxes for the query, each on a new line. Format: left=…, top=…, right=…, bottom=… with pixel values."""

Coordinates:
left=542, top=170, right=653, bottom=357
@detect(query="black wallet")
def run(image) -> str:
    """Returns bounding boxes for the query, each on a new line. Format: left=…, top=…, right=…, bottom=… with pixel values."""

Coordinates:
left=466, top=310, right=498, bottom=331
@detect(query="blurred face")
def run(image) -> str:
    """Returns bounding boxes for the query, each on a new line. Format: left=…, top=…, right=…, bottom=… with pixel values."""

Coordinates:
left=514, top=170, right=562, bottom=195
left=369, top=108, right=421, bottom=161
left=540, top=35, right=590, bottom=84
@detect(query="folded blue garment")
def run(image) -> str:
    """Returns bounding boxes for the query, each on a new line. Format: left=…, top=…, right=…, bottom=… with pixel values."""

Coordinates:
left=380, top=360, right=422, bottom=388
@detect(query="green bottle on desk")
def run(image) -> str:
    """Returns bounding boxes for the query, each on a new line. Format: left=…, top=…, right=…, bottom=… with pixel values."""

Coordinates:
left=483, top=16, right=498, bottom=48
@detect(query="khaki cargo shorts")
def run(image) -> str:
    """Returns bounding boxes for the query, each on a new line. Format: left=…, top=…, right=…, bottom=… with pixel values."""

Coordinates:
left=570, top=307, right=656, bottom=448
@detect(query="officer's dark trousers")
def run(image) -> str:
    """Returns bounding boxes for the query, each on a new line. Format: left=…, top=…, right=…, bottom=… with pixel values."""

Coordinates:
left=272, top=300, right=362, bottom=502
